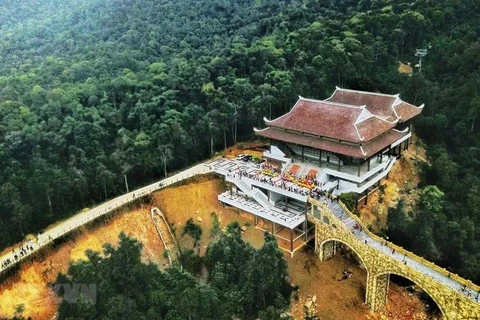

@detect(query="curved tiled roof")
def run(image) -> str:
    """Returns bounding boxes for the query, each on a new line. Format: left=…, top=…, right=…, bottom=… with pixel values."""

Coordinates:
left=326, top=87, right=423, bottom=122
left=326, top=88, right=398, bottom=120
left=265, top=98, right=395, bottom=143
left=394, top=101, right=424, bottom=121
left=255, top=127, right=408, bottom=158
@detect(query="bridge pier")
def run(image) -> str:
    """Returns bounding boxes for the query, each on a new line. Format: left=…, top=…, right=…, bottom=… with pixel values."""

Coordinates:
left=319, top=240, right=336, bottom=261
left=366, top=272, right=389, bottom=312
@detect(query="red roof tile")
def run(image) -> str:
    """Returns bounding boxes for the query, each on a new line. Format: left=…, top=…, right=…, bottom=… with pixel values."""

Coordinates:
left=266, top=99, right=364, bottom=142
left=394, top=102, right=424, bottom=121
left=255, top=127, right=407, bottom=158
left=326, top=88, right=398, bottom=120
left=356, top=117, right=395, bottom=141
left=262, top=88, right=422, bottom=145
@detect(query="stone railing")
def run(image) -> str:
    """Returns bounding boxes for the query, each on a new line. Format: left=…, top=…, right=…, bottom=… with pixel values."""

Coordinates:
left=337, top=200, right=480, bottom=293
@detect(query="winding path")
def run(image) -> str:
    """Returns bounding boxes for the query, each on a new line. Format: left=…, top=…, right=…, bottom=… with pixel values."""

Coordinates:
left=0, top=163, right=210, bottom=274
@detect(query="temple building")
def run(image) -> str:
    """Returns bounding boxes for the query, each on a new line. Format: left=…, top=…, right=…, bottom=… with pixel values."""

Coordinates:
left=207, top=87, right=423, bottom=254
left=255, top=87, right=424, bottom=199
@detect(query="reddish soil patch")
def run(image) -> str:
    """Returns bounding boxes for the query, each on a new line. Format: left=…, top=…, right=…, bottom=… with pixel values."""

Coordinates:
left=359, top=133, right=427, bottom=232
left=0, top=205, right=165, bottom=319
left=0, top=152, right=435, bottom=320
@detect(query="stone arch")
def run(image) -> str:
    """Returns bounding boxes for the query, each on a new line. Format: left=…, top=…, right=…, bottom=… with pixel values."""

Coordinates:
left=318, top=238, right=370, bottom=274
left=374, top=271, right=447, bottom=318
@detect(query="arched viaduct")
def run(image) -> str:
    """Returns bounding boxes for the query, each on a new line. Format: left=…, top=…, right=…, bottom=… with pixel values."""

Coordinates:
left=309, top=198, right=480, bottom=320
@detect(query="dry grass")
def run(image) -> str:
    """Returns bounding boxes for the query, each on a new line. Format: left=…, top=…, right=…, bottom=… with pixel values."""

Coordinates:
left=359, top=133, right=427, bottom=232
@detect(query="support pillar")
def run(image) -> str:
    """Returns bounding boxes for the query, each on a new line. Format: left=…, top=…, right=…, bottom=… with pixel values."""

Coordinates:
left=337, top=157, right=341, bottom=171
left=319, top=149, right=322, bottom=166
left=357, top=162, right=361, bottom=176
left=290, top=228, right=294, bottom=253
left=388, top=145, right=391, bottom=157
left=255, top=215, right=258, bottom=226
left=285, top=196, right=288, bottom=211
left=319, top=240, right=336, bottom=261
left=273, top=222, right=276, bottom=235
left=365, top=273, right=389, bottom=312
left=303, top=219, right=308, bottom=241
left=367, top=157, right=371, bottom=171
left=301, top=145, right=305, bottom=163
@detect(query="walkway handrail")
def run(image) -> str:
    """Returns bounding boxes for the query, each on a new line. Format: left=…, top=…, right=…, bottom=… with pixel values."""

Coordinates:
left=336, top=200, right=480, bottom=293
left=0, top=163, right=211, bottom=275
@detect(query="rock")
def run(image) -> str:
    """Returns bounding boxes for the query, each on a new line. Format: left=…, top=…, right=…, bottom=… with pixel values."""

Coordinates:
left=197, top=217, right=203, bottom=222
left=195, top=210, right=200, bottom=214
left=304, top=300, right=312, bottom=309
left=241, top=226, right=247, bottom=231
left=312, top=294, right=316, bottom=303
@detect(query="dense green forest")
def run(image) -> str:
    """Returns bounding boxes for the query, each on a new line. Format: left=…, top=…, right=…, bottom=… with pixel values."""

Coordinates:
left=1, top=0, right=480, bottom=283
left=52, top=226, right=291, bottom=319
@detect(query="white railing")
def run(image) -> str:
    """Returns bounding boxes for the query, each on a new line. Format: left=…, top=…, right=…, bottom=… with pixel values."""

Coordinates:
left=337, top=157, right=396, bottom=194
left=324, top=156, right=395, bottom=184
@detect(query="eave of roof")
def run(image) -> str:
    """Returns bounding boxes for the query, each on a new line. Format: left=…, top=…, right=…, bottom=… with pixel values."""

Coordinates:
left=255, top=127, right=407, bottom=158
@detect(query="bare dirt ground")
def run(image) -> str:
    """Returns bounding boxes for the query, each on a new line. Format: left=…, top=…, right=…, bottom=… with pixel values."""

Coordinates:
left=0, top=140, right=434, bottom=320
left=359, top=133, right=427, bottom=232
left=0, top=205, right=165, bottom=319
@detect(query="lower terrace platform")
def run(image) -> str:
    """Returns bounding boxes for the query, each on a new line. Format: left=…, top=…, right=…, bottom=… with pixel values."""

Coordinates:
left=218, top=190, right=306, bottom=229
left=218, top=191, right=314, bottom=254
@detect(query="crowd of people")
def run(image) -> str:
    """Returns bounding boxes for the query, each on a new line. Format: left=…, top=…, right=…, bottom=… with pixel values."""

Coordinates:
left=260, top=163, right=281, bottom=176
left=233, top=167, right=339, bottom=204
left=1, top=240, right=35, bottom=271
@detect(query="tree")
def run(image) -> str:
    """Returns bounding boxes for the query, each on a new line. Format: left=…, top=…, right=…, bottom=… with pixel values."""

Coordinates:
left=182, top=218, right=202, bottom=248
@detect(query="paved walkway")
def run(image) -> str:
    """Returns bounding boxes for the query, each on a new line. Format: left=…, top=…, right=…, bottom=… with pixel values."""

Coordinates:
left=318, top=199, right=480, bottom=304
left=0, top=163, right=211, bottom=274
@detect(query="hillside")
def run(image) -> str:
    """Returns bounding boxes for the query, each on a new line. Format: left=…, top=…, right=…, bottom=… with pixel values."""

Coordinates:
left=0, top=177, right=434, bottom=319
left=0, top=0, right=479, bottom=293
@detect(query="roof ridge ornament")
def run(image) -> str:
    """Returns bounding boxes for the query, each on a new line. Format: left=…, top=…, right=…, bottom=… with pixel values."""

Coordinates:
left=360, top=145, right=367, bottom=156
left=354, top=122, right=365, bottom=141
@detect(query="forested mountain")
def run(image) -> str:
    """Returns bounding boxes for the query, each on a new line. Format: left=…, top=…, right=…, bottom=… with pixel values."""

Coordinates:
left=1, top=0, right=480, bottom=283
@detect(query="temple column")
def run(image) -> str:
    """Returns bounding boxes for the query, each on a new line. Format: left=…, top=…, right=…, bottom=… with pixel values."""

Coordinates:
left=367, top=157, right=371, bottom=171
left=337, top=156, right=341, bottom=171
left=301, top=145, right=305, bottom=163
left=273, top=222, right=276, bottom=234
left=357, top=162, right=361, bottom=176
left=319, top=149, right=322, bottom=166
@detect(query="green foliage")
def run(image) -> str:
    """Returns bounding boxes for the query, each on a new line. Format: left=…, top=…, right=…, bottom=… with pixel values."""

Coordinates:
left=210, top=211, right=221, bottom=238
left=182, top=218, right=203, bottom=247
left=178, top=249, right=203, bottom=275
left=0, top=0, right=479, bottom=283
left=55, top=227, right=290, bottom=319
left=339, top=192, right=356, bottom=211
